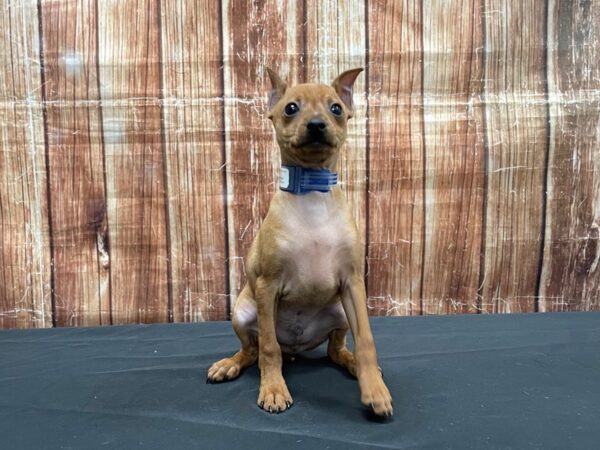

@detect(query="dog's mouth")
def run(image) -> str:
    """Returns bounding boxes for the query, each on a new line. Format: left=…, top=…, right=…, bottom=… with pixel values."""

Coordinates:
left=297, top=134, right=334, bottom=149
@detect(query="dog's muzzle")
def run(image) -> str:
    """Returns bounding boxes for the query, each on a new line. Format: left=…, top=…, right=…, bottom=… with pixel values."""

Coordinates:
left=301, top=118, right=332, bottom=147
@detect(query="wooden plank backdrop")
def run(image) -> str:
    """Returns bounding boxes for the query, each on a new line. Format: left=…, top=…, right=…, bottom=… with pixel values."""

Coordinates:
left=367, top=0, right=424, bottom=316
left=160, top=0, right=228, bottom=322
left=41, top=0, right=109, bottom=327
left=480, top=0, right=548, bottom=313
left=0, top=0, right=598, bottom=328
left=421, top=0, right=485, bottom=315
left=0, top=0, right=51, bottom=328
left=541, top=0, right=600, bottom=311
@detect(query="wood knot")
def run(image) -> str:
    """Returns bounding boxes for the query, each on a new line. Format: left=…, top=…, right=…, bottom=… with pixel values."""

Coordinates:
left=87, top=199, right=106, bottom=232
left=88, top=199, right=110, bottom=269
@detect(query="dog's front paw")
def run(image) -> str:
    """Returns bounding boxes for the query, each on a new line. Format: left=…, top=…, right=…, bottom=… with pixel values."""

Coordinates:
left=257, top=381, right=293, bottom=414
left=207, top=357, right=242, bottom=383
left=359, top=370, right=393, bottom=418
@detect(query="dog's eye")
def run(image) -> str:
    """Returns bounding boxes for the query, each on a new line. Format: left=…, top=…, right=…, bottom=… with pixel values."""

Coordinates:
left=284, top=102, right=299, bottom=117
left=330, top=103, right=343, bottom=117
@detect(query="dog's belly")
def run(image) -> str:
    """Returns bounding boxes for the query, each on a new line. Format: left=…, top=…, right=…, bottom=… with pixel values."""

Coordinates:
left=275, top=302, right=347, bottom=353
left=234, top=299, right=347, bottom=354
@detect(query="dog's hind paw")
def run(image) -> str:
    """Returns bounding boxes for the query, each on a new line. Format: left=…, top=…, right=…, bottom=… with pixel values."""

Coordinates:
left=207, top=357, right=242, bottom=383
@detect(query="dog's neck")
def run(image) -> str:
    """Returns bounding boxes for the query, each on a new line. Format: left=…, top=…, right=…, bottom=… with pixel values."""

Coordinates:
left=279, top=165, right=338, bottom=195
left=279, top=144, right=341, bottom=195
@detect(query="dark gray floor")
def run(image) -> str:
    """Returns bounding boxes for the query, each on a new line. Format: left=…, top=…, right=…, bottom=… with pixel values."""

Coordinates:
left=1, top=312, right=599, bottom=449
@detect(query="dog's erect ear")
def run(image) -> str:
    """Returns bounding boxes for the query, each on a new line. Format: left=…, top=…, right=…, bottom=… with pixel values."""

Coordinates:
left=332, top=68, right=363, bottom=117
left=266, top=67, right=288, bottom=115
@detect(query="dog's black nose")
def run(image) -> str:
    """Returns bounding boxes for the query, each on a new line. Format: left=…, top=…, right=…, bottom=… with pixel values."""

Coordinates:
left=306, top=118, right=326, bottom=132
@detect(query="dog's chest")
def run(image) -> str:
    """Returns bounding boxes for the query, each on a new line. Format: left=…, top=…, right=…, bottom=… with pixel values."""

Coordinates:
left=277, top=193, right=354, bottom=300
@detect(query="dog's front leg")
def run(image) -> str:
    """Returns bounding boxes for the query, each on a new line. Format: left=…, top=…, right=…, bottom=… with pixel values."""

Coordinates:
left=341, top=271, right=393, bottom=417
left=255, top=276, right=293, bottom=413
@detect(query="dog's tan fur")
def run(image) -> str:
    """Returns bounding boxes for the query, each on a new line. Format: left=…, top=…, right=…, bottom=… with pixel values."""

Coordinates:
left=207, top=68, right=393, bottom=417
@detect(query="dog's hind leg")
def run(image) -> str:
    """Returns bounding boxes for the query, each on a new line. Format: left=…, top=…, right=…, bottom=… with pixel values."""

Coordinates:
left=207, top=285, right=258, bottom=383
left=327, top=328, right=357, bottom=377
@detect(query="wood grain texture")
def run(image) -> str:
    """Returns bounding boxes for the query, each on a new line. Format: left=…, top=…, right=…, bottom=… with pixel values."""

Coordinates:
left=305, top=0, right=367, bottom=253
left=97, top=0, right=169, bottom=323
left=540, top=0, right=600, bottom=311
left=479, top=0, right=549, bottom=313
left=222, top=0, right=306, bottom=300
left=160, top=0, right=228, bottom=321
left=41, top=0, right=110, bottom=326
left=366, top=0, right=424, bottom=316
left=3, top=0, right=600, bottom=329
left=0, top=0, right=51, bottom=328
left=421, top=0, right=485, bottom=314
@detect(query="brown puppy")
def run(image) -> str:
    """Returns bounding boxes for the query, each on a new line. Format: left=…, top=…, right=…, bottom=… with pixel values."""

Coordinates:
left=207, top=68, right=393, bottom=418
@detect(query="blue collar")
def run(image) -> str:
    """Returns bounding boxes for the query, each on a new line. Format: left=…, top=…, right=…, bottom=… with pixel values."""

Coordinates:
left=279, top=165, right=338, bottom=194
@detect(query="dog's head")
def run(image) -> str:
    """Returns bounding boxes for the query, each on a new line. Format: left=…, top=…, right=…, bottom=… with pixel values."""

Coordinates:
left=266, top=67, right=363, bottom=168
